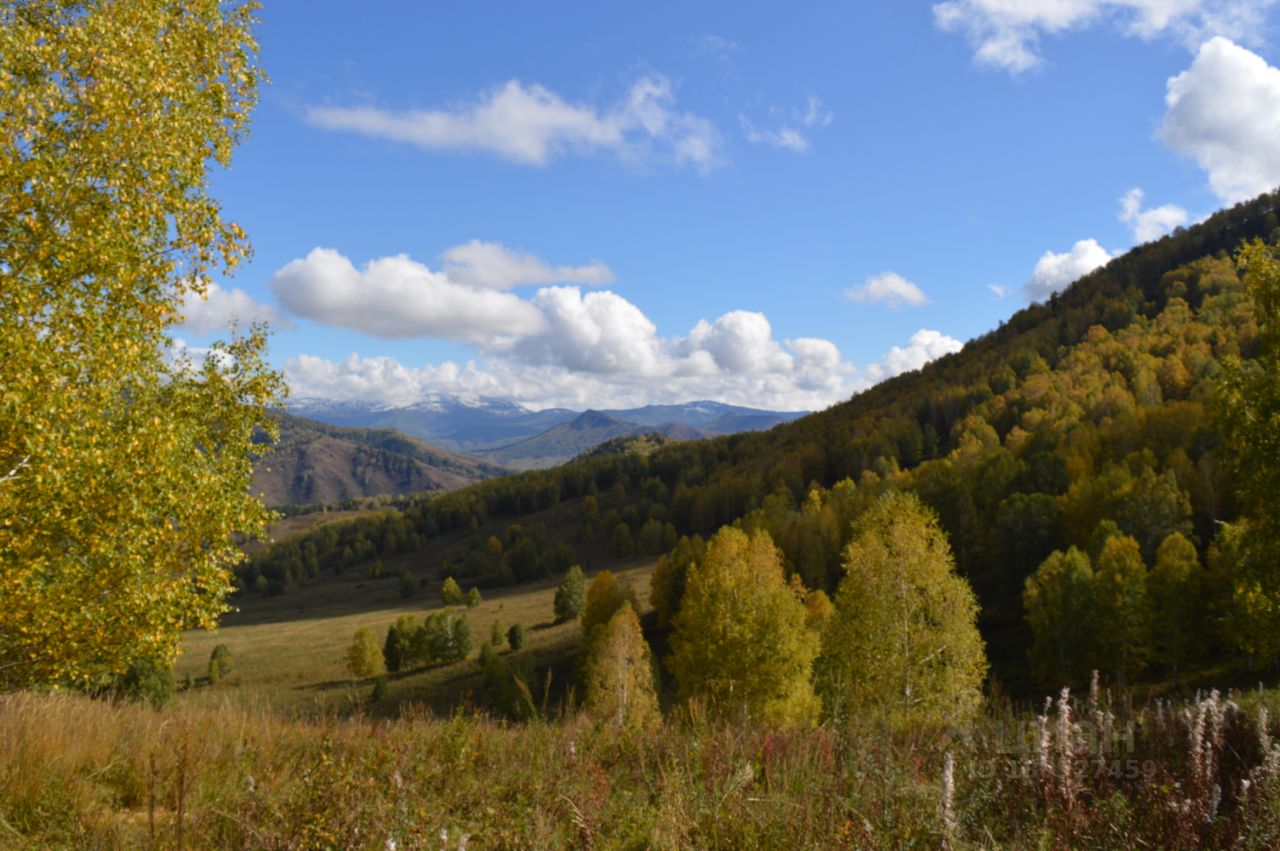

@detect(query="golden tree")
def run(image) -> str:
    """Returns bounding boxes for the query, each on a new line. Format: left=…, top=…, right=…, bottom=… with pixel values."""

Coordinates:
left=583, top=603, right=660, bottom=731
left=0, top=0, right=281, bottom=688
left=817, top=492, right=986, bottom=727
left=668, top=527, right=820, bottom=726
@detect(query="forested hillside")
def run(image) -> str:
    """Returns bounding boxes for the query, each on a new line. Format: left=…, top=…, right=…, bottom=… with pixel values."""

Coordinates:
left=244, top=190, right=1280, bottom=695
left=250, top=413, right=508, bottom=507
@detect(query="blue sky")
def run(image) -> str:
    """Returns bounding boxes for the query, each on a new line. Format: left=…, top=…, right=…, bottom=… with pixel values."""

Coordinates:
left=178, top=0, right=1280, bottom=411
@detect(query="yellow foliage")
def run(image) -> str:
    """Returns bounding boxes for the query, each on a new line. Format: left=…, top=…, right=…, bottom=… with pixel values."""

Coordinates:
left=0, top=1, right=281, bottom=688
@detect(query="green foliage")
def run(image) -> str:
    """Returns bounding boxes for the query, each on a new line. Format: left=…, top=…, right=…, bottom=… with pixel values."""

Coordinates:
left=441, top=577, right=464, bottom=606
left=816, top=492, right=986, bottom=727
left=669, top=528, right=820, bottom=726
left=467, top=586, right=482, bottom=608
left=507, top=623, right=526, bottom=651
left=583, top=603, right=660, bottom=730
left=370, top=676, right=388, bottom=702
left=0, top=0, right=282, bottom=689
left=1149, top=533, right=1203, bottom=675
left=398, top=570, right=420, bottom=599
left=1094, top=535, right=1151, bottom=688
left=650, top=535, right=704, bottom=631
left=1024, top=548, right=1096, bottom=686
left=383, top=615, right=419, bottom=674
left=611, top=522, right=636, bottom=558
left=1218, top=240, right=1280, bottom=664
left=346, top=627, right=385, bottom=679
left=490, top=619, right=505, bottom=647
left=421, top=612, right=471, bottom=664
left=113, top=655, right=175, bottom=708
left=553, top=565, right=587, bottom=624
left=207, top=645, right=233, bottom=684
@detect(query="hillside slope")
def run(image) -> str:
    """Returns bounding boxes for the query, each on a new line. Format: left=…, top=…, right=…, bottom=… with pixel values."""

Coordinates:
left=251, top=413, right=508, bottom=507
left=245, top=190, right=1280, bottom=694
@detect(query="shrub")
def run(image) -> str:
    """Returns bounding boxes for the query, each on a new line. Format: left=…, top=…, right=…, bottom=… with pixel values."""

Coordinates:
left=441, top=577, right=463, bottom=606
left=467, top=587, right=482, bottom=608
left=554, top=565, right=587, bottom=624
left=207, top=644, right=233, bottom=684
left=508, top=623, right=526, bottom=651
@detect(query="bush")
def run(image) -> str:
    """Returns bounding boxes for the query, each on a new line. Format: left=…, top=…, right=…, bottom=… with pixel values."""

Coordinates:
left=114, top=655, right=175, bottom=708
left=398, top=570, right=420, bottom=599
left=207, top=644, right=233, bottom=684
left=554, top=565, right=587, bottom=624
left=507, top=623, right=526, bottom=651
left=370, top=676, right=388, bottom=702
left=467, top=586, right=482, bottom=608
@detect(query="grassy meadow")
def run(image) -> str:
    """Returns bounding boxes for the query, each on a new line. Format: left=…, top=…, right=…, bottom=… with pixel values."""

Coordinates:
left=177, top=501, right=656, bottom=716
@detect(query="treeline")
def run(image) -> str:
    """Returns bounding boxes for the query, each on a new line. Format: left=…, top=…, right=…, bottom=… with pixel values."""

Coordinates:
left=246, top=190, right=1280, bottom=693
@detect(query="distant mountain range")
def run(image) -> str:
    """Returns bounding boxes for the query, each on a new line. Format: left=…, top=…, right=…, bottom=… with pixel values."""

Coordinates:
left=285, top=396, right=809, bottom=470
left=251, top=413, right=508, bottom=507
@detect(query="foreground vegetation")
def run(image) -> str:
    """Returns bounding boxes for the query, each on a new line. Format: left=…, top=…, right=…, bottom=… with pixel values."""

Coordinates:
left=7, top=683, right=1280, bottom=849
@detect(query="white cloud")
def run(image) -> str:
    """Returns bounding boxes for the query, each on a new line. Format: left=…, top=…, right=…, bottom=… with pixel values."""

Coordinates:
left=865, top=329, right=965, bottom=382
left=845, top=272, right=931, bottom=308
left=693, top=34, right=743, bottom=64
left=284, top=323, right=963, bottom=413
left=440, top=240, right=614, bottom=289
left=934, top=1, right=1276, bottom=73
left=307, top=76, right=721, bottom=173
left=1024, top=238, right=1114, bottom=302
left=178, top=282, right=288, bottom=336
left=988, top=283, right=1013, bottom=300
left=270, top=248, right=547, bottom=341
left=510, top=287, right=666, bottom=375
left=740, top=96, right=833, bottom=153
left=1119, top=187, right=1189, bottom=242
left=1161, top=37, right=1280, bottom=203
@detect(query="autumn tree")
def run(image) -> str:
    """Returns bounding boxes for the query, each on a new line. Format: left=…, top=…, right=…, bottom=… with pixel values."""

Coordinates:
left=581, top=571, right=638, bottom=638
left=668, top=527, right=820, bottom=726
left=1218, top=240, right=1280, bottom=663
left=1093, top=535, right=1151, bottom=688
left=0, top=0, right=282, bottom=689
left=347, top=627, right=385, bottom=679
left=816, top=492, right=986, bottom=727
left=1023, top=548, right=1096, bottom=686
left=441, top=577, right=464, bottom=606
left=553, top=565, right=587, bottom=624
left=583, top=603, right=660, bottom=731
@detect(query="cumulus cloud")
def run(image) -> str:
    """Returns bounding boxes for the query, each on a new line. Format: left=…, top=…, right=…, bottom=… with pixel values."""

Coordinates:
left=441, top=240, right=614, bottom=289
left=284, top=323, right=962, bottom=413
left=177, top=282, right=288, bottom=336
left=1161, top=37, right=1280, bottom=203
left=307, top=76, right=721, bottom=172
left=865, top=330, right=965, bottom=382
left=845, top=272, right=931, bottom=308
left=1024, top=238, right=1114, bottom=302
left=270, top=248, right=547, bottom=340
left=1119, top=188, right=1189, bottom=243
left=740, top=96, right=834, bottom=153
left=934, top=0, right=1276, bottom=73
